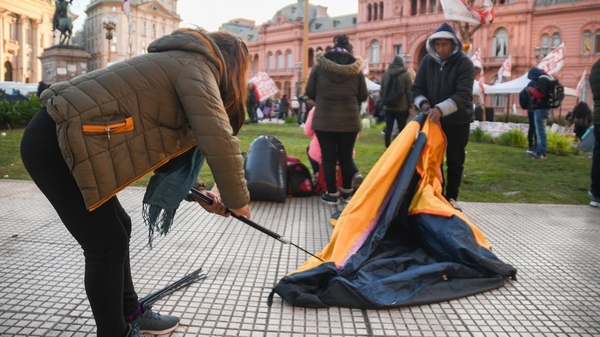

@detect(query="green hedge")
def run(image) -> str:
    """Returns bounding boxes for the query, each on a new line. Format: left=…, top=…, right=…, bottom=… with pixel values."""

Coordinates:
left=0, top=96, right=43, bottom=129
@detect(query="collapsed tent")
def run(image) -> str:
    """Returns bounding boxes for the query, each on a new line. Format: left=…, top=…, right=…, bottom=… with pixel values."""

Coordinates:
left=269, top=114, right=517, bottom=309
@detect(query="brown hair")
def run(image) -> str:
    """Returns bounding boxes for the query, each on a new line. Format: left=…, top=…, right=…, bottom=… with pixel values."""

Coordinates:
left=208, top=31, right=251, bottom=135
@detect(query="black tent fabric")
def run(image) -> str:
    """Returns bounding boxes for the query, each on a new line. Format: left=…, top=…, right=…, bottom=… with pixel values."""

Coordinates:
left=269, top=114, right=517, bottom=309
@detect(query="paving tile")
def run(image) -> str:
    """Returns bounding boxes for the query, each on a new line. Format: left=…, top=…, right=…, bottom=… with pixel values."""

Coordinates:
left=0, top=180, right=598, bottom=336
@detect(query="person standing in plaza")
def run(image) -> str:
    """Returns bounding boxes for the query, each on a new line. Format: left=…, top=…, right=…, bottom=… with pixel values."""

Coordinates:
left=571, top=101, right=593, bottom=140
left=588, top=58, right=600, bottom=207
left=525, top=66, right=554, bottom=159
left=520, top=80, right=537, bottom=155
left=379, top=55, right=413, bottom=148
left=20, top=28, right=251, bottom=337
left=278, top=94, right=290, bottom=120
left=305, top=34, right=369, bottom=204
left=412, top=22, right=475, bottom=211
left=246, top=83, right=260, bottom=123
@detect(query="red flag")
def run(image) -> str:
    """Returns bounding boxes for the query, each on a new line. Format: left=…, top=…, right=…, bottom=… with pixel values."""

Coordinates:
left=122, top=0, right=130, bottom=16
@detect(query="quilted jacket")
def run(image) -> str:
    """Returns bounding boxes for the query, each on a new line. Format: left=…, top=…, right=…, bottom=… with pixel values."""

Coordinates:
left=41, top=29, right=250, bottom=211
left=305, top=51, right=369, bottom=133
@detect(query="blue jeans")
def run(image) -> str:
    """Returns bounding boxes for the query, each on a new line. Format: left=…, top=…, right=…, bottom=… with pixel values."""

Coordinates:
left=534, top=108, right=549, bottom=155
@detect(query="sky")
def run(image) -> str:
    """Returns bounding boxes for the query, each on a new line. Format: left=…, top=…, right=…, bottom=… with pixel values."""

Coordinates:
left=70, top=0, right=358, bottom=32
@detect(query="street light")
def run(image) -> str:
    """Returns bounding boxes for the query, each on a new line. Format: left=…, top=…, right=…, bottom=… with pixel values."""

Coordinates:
left=103, top=16, right=117, bottom=63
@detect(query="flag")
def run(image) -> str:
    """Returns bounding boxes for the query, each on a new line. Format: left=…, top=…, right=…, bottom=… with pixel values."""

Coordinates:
left=470, top=48, right=485, bottom=96
left=536, top=43, right=565, bottom=75
left=440, top=0, right=495, bottom=25
left=575, top=68, right=587, bottom=98
left=122, top=0, right=130, bottom=16
left=496, top=54, right=511, bottom=84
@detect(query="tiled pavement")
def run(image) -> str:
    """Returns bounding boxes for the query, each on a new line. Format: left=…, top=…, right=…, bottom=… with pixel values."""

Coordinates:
left=0, top=179, right=599, bottom=337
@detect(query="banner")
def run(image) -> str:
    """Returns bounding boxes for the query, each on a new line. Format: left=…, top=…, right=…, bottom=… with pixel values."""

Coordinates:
left=576, top=68, right=587, bottom=98
left=362, top=58, right=370, bottom=75
left=495, top=54, right=511, bottom=84
left=248, top=71, right=279, bottom=100
left=440, top=0, right=495, bottom=25
left=536, top=43, right=565, bottom=75
left=471, top=48, right=485, bottom=96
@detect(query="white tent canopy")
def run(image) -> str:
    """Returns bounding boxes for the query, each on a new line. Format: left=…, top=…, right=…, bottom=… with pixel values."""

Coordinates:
left=483, top=74, right=577, bottom=96
left=366, top=77, right=380, bottom=92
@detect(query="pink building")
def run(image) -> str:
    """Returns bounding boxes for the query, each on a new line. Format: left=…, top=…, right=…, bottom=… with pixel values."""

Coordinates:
left=222, top=0, right=600, bottom=116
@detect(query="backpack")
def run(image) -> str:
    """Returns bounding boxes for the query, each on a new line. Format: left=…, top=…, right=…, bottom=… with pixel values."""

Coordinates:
left=382, top=75, right=401, bottom=106
left=519, top=88, right=529, bottom=110
left=286, top=157, right=314, bottom=197
left=540, top=74, right=565, bottom=109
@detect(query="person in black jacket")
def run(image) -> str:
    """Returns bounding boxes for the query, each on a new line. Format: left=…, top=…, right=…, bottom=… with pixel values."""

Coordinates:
left=380, top=55, right=413, bottom=148
left=412, top=22, right=474, bottom=211
left=305, top=34, right=369, bottom=205
left=525, top=66, right=554, bottom=159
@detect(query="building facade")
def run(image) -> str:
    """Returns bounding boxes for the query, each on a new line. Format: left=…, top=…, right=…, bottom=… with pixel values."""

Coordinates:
left=225, top=0, right=600, bottom=113
left=82, top=0, right=181, bottom=71
left=0, top=0, right=56, bottom=83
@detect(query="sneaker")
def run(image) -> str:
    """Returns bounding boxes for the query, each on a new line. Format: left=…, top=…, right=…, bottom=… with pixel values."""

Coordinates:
left=320, top=191, right=340, bottom=205
left=340, top=188, right=354, bottom=204
left=526, top=148, right=535, bottom=155
left=126, top=324, right=145, bottom=337
left=351, top=173, right=364, bottom=191
left=532, top=153, right=546, bottom=160
left=448, top=198, right=462, bottom=212
left=591, top=196, right=600, bottom=208
left=130, top=304, right=179, bottom=335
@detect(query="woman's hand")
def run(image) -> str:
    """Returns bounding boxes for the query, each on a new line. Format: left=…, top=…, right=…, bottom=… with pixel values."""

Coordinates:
left=230, top=205, right=251, bottom=219
left=196, top=190, right=229, bottom=216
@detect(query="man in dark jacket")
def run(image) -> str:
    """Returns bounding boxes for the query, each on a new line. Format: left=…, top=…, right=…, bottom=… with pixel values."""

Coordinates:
left=589, top=58, right=600, bottom=207
left=380, top=55, right=413, bottom=147
left=525, top=66, right=554, bottom=159
left=412, top=22, right=474, bottom=211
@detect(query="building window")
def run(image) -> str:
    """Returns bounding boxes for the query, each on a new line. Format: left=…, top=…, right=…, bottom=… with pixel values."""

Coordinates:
left=370, top=40, right=380, bottom=63
left=429, top=0, right=437, bottom=13
left=142, top=21, right=147, bottom=35
left=277, top=51, right=284, bottom=69
left=595, top=30, right=600, bottom=54
left=582, top=31, right=592, bottom=55
left=551, top=33, right=561, bottom=50
left=367, top=4, right=372, bottom=21
left=492, top=28, right=509, bottom=57
left=141, top=41, right=146, bottom=55
left=379, top=2, right=384, bottom=19
left=267, top=52, right=274, bottom=70
left=286, top=51, right=293, bottom=69
left=395, top=45, right=403, bottom=56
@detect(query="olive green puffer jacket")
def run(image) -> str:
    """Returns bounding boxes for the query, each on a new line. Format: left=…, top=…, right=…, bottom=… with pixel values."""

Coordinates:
left=41, top=29, right=249, bottom=211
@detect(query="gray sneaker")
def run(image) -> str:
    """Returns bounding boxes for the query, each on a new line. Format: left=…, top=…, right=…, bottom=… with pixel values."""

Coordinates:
left=591, top=195, right=599, bottom=208
left=126, top=324, right=145, bottom=337
left=130, top=304, right=179, bottom=335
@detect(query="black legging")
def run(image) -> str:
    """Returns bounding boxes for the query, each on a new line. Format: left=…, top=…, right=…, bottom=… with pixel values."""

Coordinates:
left=20, top=109, right=138, bottom=337
left=314, top=130, right=358, bottom=193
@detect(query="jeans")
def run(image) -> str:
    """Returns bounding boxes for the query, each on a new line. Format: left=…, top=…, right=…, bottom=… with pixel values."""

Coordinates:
left=534, top=108, right=549, bottom=156
left=592, top=125, right=600, bottom=197
left=440, top=123, right=470, bottom=200
left=20, top=109, right=138, bottom=337
left=527, top=109, right=536, bottom=150
left=315, top=130, right=358, bottom=193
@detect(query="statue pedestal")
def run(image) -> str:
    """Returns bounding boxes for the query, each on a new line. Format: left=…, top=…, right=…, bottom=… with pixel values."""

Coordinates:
left=39, top=45, right=90, bottom=84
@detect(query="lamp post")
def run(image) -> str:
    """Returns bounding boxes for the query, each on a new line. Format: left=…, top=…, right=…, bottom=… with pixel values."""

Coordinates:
left=103, top=16, right=117, bottom=64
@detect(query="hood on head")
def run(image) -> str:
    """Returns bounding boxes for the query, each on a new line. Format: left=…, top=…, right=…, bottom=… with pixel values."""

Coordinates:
left=527, top=67, right=544, bottom=80
left=426, top=23, right=461, bottom=60
left=392, top=55, right=404, bottom=67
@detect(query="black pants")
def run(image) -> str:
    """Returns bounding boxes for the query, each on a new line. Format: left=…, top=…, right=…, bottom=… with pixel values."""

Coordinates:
left=384, top=109, right=409, bottom=148
left=527, top=110, right=536, bottom=149
left=315, top=130, right=358, bottom=193
left=20, top=109, right=137, bottom=337
left=591, top=125, right=600, bottom=197
left=441, top=123, right=470, bottom=201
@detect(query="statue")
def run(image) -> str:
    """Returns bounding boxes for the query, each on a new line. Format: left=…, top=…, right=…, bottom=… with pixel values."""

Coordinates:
left=53, top=0, right=73, bottom=45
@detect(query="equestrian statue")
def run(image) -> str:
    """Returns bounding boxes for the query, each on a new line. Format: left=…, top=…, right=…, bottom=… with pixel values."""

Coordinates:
left=53, top=0, right=73, bottom=45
